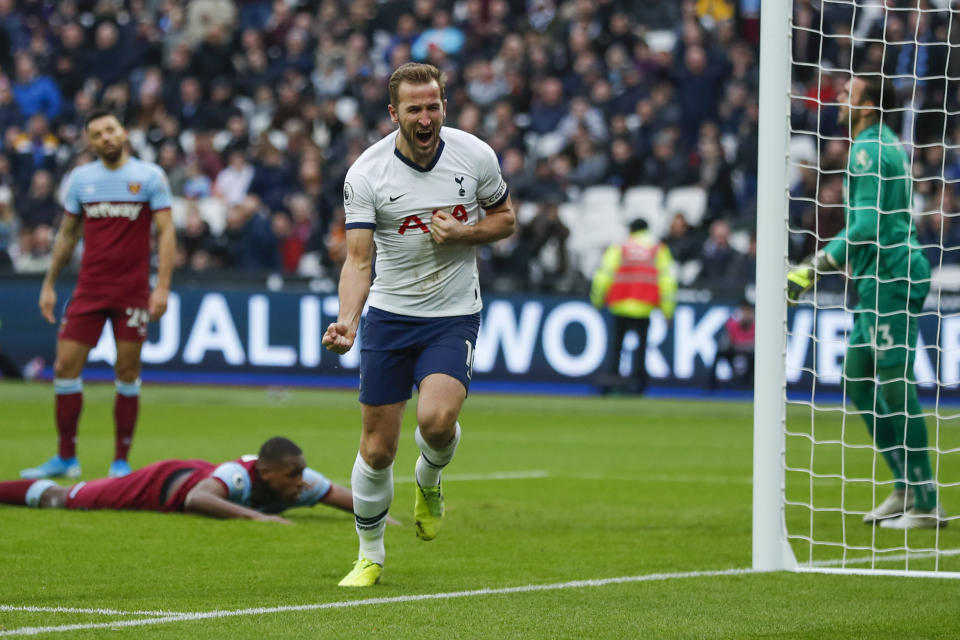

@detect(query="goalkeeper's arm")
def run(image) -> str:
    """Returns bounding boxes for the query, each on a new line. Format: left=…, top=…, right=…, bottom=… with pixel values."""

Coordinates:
left=786, top=248, right=841, bottom=302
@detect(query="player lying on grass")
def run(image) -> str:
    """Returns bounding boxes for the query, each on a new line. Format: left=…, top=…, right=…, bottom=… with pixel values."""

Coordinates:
left=0, top=437, right=363, bottom=524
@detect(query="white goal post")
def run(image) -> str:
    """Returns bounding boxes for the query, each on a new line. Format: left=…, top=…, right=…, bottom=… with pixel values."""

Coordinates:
left=754, top=0, right=960, bottom=577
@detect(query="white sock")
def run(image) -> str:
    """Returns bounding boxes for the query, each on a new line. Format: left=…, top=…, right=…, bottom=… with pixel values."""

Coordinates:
left=350, top=452, right=392, bottom=565
left=415, top=422, right=461, bottom=488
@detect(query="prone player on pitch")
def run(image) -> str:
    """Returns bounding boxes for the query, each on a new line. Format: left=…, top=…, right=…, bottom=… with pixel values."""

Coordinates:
left=322, top=63, right=516, bottom=586
left=21, top=109, right=176, bottom=481
left=787, top=74, right=945, bottom=529
left=2, top=437, right=355, bottom=521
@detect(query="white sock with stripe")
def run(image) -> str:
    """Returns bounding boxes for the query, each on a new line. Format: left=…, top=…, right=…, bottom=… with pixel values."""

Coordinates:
left=350, top=452, right=392, bottom=565
left=415, top=422, right=461, bottom=488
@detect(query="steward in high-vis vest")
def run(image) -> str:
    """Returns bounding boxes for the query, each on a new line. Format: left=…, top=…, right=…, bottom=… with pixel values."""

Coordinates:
left=590, top=218, right=677, bottom=394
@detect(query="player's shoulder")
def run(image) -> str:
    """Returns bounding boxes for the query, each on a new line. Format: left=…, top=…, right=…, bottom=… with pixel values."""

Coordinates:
left=441, top=126, right=494, bottom=156
left=66, top=159, right=104, bottom=182
left=128, top=157, right=168, bottom=182
left=349, top=131, right=398, bottom=175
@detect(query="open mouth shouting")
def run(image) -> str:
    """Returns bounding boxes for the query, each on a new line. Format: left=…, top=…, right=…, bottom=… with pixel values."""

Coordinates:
left=415, top=129, right=434, bottom=146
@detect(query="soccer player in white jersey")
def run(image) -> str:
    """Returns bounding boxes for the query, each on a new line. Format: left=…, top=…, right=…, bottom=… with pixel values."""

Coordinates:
left=322, top=63, right=516, bottom=587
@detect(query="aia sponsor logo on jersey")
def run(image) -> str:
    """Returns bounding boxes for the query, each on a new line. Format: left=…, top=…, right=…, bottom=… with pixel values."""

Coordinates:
left=398, top=205, right=468, bottom=234
left=127, top=182, right=142, bottom=194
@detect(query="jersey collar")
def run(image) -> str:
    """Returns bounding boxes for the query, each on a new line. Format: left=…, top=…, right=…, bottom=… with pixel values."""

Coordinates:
left=394, top=135, right=445, bottom=173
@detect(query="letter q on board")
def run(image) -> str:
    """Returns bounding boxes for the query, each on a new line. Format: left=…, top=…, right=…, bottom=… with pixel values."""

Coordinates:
left=343, top=182, right=354, bottom=205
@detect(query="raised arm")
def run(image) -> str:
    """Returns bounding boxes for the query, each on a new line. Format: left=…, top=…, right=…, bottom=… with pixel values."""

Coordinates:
left=39, top=213, right=83, bottom=324
left=150, top=208, right=177, bottom=321
left=184, top=477, right=291, bottom=524
left=431, top=194, right=517, bottom=245
left=322, top=228, right=374, bottom=354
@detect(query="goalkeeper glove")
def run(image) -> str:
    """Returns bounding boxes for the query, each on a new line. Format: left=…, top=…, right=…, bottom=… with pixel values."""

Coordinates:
left=786, top=250, right=838, bottom=302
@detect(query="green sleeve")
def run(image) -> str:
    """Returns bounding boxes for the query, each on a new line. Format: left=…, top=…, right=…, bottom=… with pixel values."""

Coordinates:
left=590, top=245, right=622, bottom=307
left=823, top=228, right=848, bottom=267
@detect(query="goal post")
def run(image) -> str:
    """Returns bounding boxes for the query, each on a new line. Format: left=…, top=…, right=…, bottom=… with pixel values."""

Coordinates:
left=754, top=0, right=959, bottom=577
left=753, top=0, right=796, bottom=572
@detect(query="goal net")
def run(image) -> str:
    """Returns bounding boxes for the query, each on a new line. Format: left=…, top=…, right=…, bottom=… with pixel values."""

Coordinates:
left=755, top=0, right=960, bottom=576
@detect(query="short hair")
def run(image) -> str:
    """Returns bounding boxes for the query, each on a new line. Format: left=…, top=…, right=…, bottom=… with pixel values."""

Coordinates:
left=85, top=108, right=121, bottom=130
left=629, top=218, right=649, bottom=233
left=859, top=74, right=900, bottom=130
left=388, top=62, right=446, bottom=107
left=258, top=437, right=303, bottom=464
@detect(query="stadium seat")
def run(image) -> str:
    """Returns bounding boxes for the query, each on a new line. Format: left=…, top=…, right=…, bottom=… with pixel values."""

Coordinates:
left=198, top=197, right=228, bottom=236
left=664, top=186, right=707, bottom=227
left=729, top=229, right=752, bottom=254
left=678, top=259, right=703, bottom=286
left=581, top=185, right=622, bottom=213
left=622, top=186, right=666, bottom=237
left=517, top=201, right=539, bottom=225
left=788, top=134, right=818, bottom=188
left=170, top=197, right=189, bottom=229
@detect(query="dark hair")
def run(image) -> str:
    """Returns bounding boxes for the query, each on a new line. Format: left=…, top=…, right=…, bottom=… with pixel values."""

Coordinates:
left=258, top=437, right=303, bottom=464
left=85, top=108, right=121, bottom=129
left=859, top=74, right=900, bottom=131
left=629, top=217, right=649, bottom=233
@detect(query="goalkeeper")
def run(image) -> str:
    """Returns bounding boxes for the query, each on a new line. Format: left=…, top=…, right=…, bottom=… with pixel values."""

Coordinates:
left=788, top=74, right=945, bottom=529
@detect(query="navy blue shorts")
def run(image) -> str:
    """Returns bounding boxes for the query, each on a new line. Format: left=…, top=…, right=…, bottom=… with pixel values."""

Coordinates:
left=359, top=307, right=480, bottom=406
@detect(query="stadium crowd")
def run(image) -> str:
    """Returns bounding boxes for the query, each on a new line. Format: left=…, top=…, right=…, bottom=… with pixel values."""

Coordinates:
left=0, top=0, right=949, bottom=293
left=0, top=0, right=764, bottom=292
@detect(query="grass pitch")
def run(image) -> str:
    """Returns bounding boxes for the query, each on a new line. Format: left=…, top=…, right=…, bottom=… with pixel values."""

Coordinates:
left=1, top=382, right=959, bottom=638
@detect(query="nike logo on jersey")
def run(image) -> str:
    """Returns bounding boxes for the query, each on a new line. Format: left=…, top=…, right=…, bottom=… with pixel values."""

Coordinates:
left=389, top=193, right=407, bottom=202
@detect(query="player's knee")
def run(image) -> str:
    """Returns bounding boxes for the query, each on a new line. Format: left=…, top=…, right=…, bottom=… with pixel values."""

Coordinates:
left=361, top=438, right=398, bottom=469
left=114, top=363, right=141, bottom=382
left=418, top=408, right=458, bottom=444
left=53, top=357, right=80, bottom=379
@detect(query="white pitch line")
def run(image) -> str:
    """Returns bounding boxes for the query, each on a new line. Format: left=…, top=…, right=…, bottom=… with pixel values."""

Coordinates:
left=0, top=568, right=754, bottom=637
left=804, top=547, right=960, bottom=568
left=331, top=470, right=552, bottom=485
left=0, top=605, right=180, bottom=617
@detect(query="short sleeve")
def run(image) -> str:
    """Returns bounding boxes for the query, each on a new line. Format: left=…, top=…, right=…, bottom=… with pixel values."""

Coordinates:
left=149, top=166, right=174, bottom=212
left=210, top=462, right=251, bottom=504
left=294, top=467, right=333, bottom=507
left=475, top=142, right=508, bottom=209
left=343, top=168, right=377, bottom=230
left=60, top=170, right=82, bottom=216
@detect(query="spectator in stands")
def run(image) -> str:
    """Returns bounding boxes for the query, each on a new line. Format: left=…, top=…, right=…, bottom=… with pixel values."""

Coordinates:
left=0, top=74, right=20, bottom=139
left=10, top=112, right=58, bottom=194
left=178, top=202, right=214, bottom=271
left=695, top=128, right=737, bottom=222
left=918, top=184, right=960, bottom=267
left=606, top=137, right=644, bottom=190
left=591, top=218, right=677, bottom=395
left=213, top=147, right=254, bottom=207
left=529, top=76, right=567, bottom=135
left=13, top=222, right=52, bottom=273
left=708, top=299, right=755, bottom=391
left=698, top=219, right=739, bottom=285
left=0, top=185, right=14, bottom=270
left=664, top=212, right=701, bottom=265
left=521, top=196, right=570, bottom=287
left=11, top=52, right=60, bottom=122
left=88, top=21, right=128, bottom=90
left=249, top=141, right=296, bottom=214
left=156, top=142, right=188, bottom=198
left=18, top=169, right=58, bottom=230
left=641, top=130, right=692, bottom=191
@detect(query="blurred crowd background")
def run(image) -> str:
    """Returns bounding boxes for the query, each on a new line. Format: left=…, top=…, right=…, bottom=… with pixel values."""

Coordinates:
left=0, top=0, right=952, bottom=296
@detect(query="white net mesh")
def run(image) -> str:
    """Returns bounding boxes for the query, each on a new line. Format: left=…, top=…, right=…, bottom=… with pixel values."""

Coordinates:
left=784, top=0, right=960, bottom=573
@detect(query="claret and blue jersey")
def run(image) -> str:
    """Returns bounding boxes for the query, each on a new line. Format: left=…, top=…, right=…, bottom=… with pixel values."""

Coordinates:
left=211, top=456, right=333, bottom=514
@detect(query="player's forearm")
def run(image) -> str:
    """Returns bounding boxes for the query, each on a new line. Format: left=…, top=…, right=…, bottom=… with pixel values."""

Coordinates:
left=320, top=484, right=354, bottom=514
left=458, top=209, right=516, bottom=245
left=336, top=259, right=371, bottom=332
left=154, top=223, right=177, bottom=290
left=183, top=490, right=265, bottom=520
left=43, top=226, right=81, bottom=286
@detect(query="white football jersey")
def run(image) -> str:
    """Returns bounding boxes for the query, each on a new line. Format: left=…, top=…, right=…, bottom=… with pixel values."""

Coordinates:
left=343, top=126, right=509, bottom=317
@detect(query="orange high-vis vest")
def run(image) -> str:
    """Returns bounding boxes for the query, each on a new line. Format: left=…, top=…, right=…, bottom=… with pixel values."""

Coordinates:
left=606, top=238, right=661, bottom=306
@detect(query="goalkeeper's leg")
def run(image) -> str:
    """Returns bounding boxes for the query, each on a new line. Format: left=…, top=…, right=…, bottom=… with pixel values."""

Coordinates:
left=843, top=345, right=906, bottom=487
left=877, top=365, right=937, bottom=511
